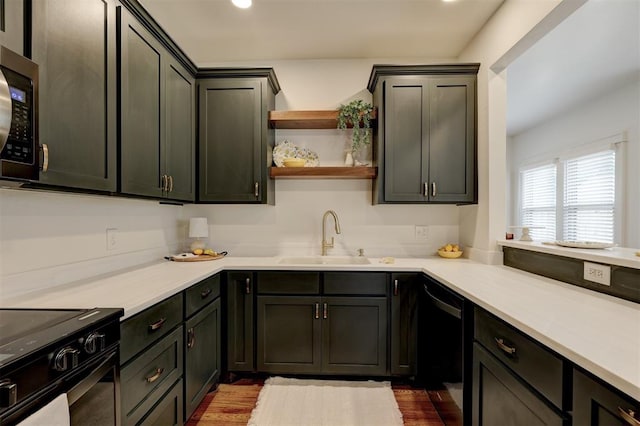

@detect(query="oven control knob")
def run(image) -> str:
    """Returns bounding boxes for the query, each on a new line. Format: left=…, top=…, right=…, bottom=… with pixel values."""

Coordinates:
left=53, top=347, right=80, bottom=371
left=0, top=379, right=17, bottom=408
left=84, top=332, right=106, bottom=354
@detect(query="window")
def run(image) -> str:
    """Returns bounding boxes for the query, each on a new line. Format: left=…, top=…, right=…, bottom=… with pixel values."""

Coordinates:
left=519, top=146, right=618, bottom=243
left=520, top=163, right=557, bottom=241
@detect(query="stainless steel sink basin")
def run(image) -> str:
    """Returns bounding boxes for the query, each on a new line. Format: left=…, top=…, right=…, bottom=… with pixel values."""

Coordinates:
left=278, top=256, right=371, bottom=265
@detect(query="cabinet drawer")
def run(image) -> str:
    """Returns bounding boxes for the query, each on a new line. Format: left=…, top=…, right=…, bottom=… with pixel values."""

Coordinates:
left=121, top=293, right=183, bottom=364
left=257, top=271, right=320, bottom=294
left=121, top=326, right=183, bottom=426
left=185, top=274, right=220, bottom=318
left=474, top=307, right=563, bottom=408
left=324, top=272, right=387, bottom=295
left=139, top=378, right=184, bottom=426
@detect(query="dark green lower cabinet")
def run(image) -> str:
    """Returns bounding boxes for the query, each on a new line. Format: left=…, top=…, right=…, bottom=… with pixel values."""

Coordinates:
left=390, top=273, right=419, bottom=376
left=184, top=298, right=221, bottom=420
left=573, top=368, right=640, bottom=425
left=227, top=272, right=255, bottom=372
left=257, top=296, right=321, bottom=374
left=472, top=343, right=563, bottom=426
left=322, top=297, right=387, bottom=375
left=256, top=295, right=387, bottom=376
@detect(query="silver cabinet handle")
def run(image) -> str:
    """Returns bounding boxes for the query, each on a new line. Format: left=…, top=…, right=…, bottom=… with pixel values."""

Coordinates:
left=423, top=182, right=428, bottom=197
left=161, top=175, right=167, bottom=192
left=145, top=367, right=164, bottom=383
left=618, top=407, right=640, bottom=425
left=314, top=303, right=319, bottom=319
left=41, top=144, right=49, bottom=172
left=245, top=277, right=251, bottom=294
left=148, top=317, right=166, bottom=332
left=431, top=182, right=437, bottom=197
left=394, top=279, right=399, bottom=296
left=323, top=303, right=328, bottom=319
left=168, top=175, right=174, bottom=192
left=254, top=182, right=259, bottom=198
left=187, top=327, right=195, bottom=349
left=494, top=337, right=516, bottom=356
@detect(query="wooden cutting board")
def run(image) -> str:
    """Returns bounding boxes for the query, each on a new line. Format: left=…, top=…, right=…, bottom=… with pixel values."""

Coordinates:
left=170, top=253, right=226, bottom=262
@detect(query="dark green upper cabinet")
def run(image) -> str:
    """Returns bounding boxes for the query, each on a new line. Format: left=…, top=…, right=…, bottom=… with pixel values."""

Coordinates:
left=32, top=0, right=117, bottom=192
left=118, top=6, right=195, bottom=202
left=197, top=70, right=280, bottom=204
left=368, top=64, right=479, bottom=204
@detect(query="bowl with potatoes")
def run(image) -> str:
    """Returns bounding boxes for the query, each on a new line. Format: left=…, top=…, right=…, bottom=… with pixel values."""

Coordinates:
left=437, top=243, right=463, bottom=259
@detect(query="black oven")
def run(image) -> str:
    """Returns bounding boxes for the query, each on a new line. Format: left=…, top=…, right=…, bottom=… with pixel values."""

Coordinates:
left=0, top=308, right=123, bottom=425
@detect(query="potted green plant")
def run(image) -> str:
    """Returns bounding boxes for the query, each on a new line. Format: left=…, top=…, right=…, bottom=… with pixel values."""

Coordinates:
left=337, top=100, right=374, bottom=163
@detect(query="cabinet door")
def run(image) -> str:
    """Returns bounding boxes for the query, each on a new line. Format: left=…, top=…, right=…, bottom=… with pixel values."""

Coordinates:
left=227, top=272, right=254, bottom=372
left=141, top=378, right=184, bottom=426
left=322, top=297, right=387, bottom=375
left=0, top=0, right=24, bottom=55
left=198, top=78, right=263, bottom=203
left=164, top=57, right=195, bottom=202
left=427, top=76, right=476, bottom=203
left=472, top=343, right=563, bottom=426
left=257, top=296, right=322, bottom=374
left=383, top=77, right=429, bottom=202
left=573, top=369, right=640, bottom=426
left=119, top=7, right=163, bottom=198
left=184, top=298, right=220, bottom=420
left=391, top=273, right=418, bottom=375
left=32, top=0, right=117, bottom=191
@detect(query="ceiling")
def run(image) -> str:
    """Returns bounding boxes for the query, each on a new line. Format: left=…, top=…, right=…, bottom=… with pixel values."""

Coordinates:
left=507, top=0, right=640, bottom=136
left=139, top=0, right=504, bottom=64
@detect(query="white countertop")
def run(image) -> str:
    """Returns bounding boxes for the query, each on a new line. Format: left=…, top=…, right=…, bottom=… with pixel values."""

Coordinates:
left=2, top=255, right=639, bottom=401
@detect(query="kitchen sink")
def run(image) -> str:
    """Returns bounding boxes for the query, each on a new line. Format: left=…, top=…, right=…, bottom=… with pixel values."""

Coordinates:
left=278, top=256, right=371, bottom=265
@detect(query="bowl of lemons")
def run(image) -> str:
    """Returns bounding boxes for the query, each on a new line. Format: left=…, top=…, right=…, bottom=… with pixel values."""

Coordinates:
left=437, top=244, right=463, bottom=258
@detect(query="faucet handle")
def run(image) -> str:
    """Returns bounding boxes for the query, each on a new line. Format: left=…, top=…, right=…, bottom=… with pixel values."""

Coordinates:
left=357, top=248, right=364, bottom=257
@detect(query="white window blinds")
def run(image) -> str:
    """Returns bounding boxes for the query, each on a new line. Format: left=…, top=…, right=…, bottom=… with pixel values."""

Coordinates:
left=520, top=163, right=556, bottom=241
left=563, top=150, right=616, bottom=243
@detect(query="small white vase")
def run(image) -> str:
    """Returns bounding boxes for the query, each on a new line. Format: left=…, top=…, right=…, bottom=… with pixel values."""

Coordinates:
left=344, top=151, right=354, bottom=166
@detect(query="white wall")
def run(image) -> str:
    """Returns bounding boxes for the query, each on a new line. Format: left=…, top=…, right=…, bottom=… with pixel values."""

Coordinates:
left=508, top=75, right=640, bottom=247
left=0, top=188, right=186, bottom=298
left=188, top=59, right=460, bottom=258
left=456, top=0, right=582, bottom=263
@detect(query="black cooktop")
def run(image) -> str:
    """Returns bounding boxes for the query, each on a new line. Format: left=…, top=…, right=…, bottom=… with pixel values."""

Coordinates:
left=0, top=308, right=123, bottom=367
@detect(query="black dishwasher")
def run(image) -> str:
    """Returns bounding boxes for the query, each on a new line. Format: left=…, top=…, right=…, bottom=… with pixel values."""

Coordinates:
left=420, top=275, right=471, bottom=425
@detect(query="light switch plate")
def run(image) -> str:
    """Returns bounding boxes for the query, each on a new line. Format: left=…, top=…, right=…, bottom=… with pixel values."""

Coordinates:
left=414, top=225, right=429, bottom=240
left=583, top=261, right=611, bottom=286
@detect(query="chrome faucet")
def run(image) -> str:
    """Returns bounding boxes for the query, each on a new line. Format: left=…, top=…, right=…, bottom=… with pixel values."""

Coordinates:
left=321, top=210, right=341, bottom=256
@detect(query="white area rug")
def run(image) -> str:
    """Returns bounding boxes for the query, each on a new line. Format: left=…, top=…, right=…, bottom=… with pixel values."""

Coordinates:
left=248, top=377, right=403, bottom=426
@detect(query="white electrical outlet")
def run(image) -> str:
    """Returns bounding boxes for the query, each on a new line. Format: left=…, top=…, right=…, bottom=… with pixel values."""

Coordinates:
left=415, top=225, right=429, bottom=240
left=583, top=262, right=611, bottom=286
left=106, top=228, right=118, bottom=250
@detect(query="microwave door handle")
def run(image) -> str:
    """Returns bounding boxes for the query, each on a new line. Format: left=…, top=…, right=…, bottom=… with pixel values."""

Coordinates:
left=0, top=69, right=11, bottom=153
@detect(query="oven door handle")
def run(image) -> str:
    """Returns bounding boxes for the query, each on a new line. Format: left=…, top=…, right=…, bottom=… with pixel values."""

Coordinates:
left=423, top=284, right=462, bottom=319
left=66, top=349, right=117, bottom=406
left=0, top=69, right=11, bottom=154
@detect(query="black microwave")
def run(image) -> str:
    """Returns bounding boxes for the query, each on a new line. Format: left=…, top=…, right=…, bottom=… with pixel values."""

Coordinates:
left=0, top=45, right=39, bottom=182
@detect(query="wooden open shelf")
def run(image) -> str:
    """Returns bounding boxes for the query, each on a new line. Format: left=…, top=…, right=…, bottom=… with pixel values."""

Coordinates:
left=269, top=109, right=377, bottom=129
left=269, top=166, right=377, bottom=179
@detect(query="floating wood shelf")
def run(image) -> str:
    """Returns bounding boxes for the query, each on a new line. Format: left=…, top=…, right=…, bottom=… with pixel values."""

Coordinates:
left=269, top=166, right=377, bottom=179
left=269, top=109, right=377, bottom=129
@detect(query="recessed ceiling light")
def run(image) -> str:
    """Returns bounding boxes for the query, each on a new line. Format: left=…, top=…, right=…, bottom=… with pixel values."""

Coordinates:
left=232, top=0, right=252, bottom=8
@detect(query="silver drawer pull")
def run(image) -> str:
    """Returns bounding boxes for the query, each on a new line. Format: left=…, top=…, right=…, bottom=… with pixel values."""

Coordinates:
left=200, top=288, right=212, bottom=298
left=619, top=407, right=640, bottom=425
left=314, top=303, right=319, bottom=319
left=394, top=279, right=399, bottom=296
left=245, top=277, right=251, bottom=294
left=148, top=317, right=166, bottom=331
left=145, top=367, right=164, bottom=383
left=323, top=303, right=328, bottom=319
left=494, top=337, right=516, bottom=356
